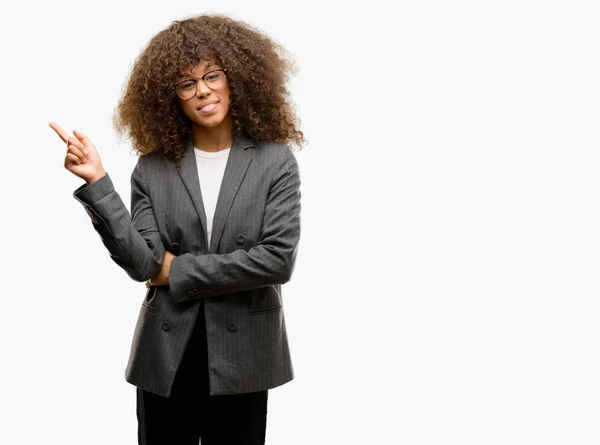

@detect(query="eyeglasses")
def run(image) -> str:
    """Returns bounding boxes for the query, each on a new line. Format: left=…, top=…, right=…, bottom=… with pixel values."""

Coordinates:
left=175, top=68, right=228, bottom=100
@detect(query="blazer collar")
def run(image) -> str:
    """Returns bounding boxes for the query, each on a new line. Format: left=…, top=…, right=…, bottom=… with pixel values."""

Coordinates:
left=177, top=130, right=255, bottom=253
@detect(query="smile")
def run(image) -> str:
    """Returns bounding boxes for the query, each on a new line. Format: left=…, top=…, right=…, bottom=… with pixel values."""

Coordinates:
left=198, top=102, right=218, bottom=114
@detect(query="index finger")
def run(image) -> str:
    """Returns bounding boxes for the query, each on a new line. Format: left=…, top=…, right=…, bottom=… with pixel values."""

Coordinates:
left=48, top=122, right=69, bottom=144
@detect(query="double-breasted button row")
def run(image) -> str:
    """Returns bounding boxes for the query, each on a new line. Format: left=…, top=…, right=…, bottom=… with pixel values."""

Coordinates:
left=186, top=288, right=213, bottom=297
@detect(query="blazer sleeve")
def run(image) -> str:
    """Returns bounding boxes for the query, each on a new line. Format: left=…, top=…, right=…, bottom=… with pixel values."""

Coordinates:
left=72, top=158, right=166, bottom=282
left=167, top=149, right=301, bottom=303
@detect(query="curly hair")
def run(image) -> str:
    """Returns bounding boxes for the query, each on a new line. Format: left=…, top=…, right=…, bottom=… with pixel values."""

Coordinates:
left=113, top=13, right=305, bottom=167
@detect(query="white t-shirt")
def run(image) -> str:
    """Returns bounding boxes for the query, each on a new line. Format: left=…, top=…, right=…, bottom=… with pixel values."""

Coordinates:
left=194, top=146, right=231, bottom=249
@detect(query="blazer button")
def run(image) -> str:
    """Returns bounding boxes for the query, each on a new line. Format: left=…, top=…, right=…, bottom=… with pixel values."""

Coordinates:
left=172, top=242, right=180, bottom=251
left=187, top=290, right=194, bottom=297
left=228, top=322, right=238, bottom=332
left=200, top=289, right=213, bottom=297
left=236, top=234, right=245, bottom=244
left=161, top=321, right=170, bottom=331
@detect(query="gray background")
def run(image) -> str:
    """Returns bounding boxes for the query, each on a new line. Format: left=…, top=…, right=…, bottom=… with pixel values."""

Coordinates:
left=1, top=0, right=599, bottom=444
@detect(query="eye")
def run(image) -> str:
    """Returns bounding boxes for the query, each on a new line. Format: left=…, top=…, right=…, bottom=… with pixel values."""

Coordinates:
left=205, top=72, right=221, bottom=81
left=180, top=80, right=196, bottom=89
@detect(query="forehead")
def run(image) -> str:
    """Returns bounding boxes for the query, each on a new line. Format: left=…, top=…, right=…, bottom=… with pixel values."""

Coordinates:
left=180, top=59, right=219, bottom=77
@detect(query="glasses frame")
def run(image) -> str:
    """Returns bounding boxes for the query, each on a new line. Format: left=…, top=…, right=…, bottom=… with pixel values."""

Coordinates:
left=175, top=68, right=229, bottom=100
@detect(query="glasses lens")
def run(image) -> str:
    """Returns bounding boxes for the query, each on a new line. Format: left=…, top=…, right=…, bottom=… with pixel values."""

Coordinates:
left=205, top=71, right=225, bottom=86
left=176, top=80, right=197, bottom=100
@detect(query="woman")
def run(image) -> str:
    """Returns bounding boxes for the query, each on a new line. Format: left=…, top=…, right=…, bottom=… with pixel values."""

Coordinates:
left=49, top=13, right=304, bottom=445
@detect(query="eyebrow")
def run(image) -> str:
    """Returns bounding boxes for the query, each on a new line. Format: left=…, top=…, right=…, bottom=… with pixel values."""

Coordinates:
left=179, top=64, right=219, bottom=80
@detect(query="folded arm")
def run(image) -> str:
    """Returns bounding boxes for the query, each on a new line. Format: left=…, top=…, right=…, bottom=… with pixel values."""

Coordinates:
left=73, top=159, right=166, bottom=282
left=168, top=150, right=301, bottom=303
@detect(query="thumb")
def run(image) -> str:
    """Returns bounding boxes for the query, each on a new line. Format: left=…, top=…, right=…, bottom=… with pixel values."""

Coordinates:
left=73, top=129, right=92, bottom=147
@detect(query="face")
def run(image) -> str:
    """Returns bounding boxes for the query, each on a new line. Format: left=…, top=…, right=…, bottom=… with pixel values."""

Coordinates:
left=176, top=59, right=232, bottom=129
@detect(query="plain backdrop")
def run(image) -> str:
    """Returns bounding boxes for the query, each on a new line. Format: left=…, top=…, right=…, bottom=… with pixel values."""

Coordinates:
left=1, top=0, right=600, bottom=444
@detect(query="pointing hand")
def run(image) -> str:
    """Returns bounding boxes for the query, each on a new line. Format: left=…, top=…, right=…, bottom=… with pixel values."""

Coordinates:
left=49, top=122, right=106, bottom=184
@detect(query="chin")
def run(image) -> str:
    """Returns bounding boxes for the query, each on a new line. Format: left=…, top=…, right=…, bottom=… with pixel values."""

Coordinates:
left=197, top=117, right=225, bottom=127
left=200, top=111, right=228, bottom=123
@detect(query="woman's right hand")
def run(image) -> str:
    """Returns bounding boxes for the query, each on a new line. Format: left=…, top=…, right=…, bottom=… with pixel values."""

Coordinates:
left=49, top=122, right=106, bottom=184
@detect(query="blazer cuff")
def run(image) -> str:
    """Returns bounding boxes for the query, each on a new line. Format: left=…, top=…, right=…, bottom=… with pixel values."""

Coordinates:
left=168, top=253, right=206, bottom=303
left=73, top=173, right=114, bottom=206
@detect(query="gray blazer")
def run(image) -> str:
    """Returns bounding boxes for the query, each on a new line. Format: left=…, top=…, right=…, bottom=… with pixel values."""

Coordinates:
left=72, top=130, right=301, bottom=397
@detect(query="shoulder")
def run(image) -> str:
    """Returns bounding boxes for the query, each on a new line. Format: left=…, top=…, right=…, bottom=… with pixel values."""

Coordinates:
left=251, top=140, right=300, bottom=187
left=252, top=139, right=298, bottom=168
left=136, top=150, right=165, bottom=165
left=133, top=151, right=171, bottom=177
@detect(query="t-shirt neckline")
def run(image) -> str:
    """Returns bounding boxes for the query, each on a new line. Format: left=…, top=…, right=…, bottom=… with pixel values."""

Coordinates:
left=193, top=147, right=231, bottom=159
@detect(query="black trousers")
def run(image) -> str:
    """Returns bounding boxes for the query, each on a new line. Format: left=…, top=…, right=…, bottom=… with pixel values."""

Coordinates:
left=136, top=304, right=268, bottom=445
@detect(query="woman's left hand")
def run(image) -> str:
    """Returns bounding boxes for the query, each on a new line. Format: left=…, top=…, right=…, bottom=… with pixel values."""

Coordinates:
left=146, top=251, right=176, bottom=287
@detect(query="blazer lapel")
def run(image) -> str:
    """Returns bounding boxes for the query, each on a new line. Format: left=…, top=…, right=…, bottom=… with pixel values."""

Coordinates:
left=177, top=131, right=255, bottom=252
left=209, top=131, right=254, bottom=253
left=177, top=136, right=209, bottom=247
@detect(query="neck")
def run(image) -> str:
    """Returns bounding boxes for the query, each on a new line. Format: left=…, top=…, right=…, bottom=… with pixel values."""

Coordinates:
left=191, top=116, right=234, bottom=152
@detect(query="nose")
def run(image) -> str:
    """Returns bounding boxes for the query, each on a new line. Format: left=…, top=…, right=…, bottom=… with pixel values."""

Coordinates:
left=195, top=80, right=212, bottom=97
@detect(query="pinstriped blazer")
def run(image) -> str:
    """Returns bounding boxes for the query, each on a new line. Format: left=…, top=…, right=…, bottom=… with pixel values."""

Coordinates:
left=72, top=130, right=301, bottom=397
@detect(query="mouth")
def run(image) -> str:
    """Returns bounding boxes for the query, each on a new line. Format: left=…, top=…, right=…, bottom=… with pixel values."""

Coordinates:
left=198, top=101, right=219, bottom=114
